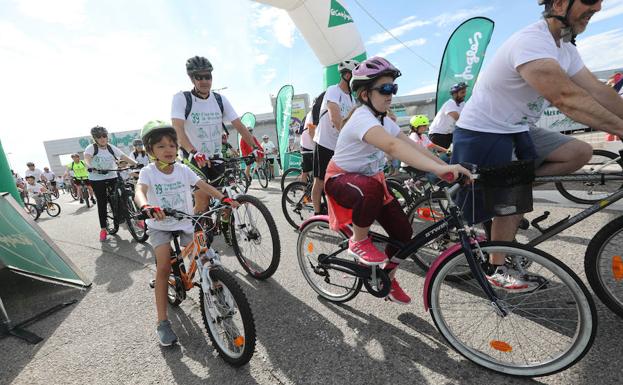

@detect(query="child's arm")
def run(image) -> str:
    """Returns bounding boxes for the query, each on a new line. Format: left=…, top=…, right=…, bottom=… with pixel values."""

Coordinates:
left=428, top=143, right=448, bottom=153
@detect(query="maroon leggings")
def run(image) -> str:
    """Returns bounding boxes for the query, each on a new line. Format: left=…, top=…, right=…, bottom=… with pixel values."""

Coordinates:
left=325, top=173, right=413, bottom=262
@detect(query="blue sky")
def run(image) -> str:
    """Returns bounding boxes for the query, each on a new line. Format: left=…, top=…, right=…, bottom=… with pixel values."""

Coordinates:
left=2, top=0, right=623, bottom=171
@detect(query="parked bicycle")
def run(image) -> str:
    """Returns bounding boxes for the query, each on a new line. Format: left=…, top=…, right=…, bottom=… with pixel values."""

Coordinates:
left=296, top=177, right=596, bottom=377
left=143, top=208, right=256, bottom=366
left=93, top=167, right=148, bottom=243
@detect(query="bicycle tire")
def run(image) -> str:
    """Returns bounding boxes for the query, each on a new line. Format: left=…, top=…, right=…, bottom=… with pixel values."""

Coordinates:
left=199, top=268, right=256, bottom=367
left=24, top=203, right=40, bottom=220
left=280, top=167, right=302, bottom=191
left=70, top=186, right=78, bottom=200
left=45, top=202, right=61, bottom=217
left=282, top=181, right=315, bottom=229
left=584, top=215, right=623, bottom=318
left=237, top=169, right=250, bottom=193
left=428, top=241, right=597, bottom=377
left=230, top=194, right=280, bottom=279
left=554, top=149, right=623, bottom=204
left=256, top=168, right=268, bottom=189
left=297, top=219, right=362, bottom=302
left=125, top=194, right=148, bottom=242
left=82, top=186, right=91, bottom=207
left=106, top=198, right=120, bottom=234
left=385, top=178, right=412, bottom=211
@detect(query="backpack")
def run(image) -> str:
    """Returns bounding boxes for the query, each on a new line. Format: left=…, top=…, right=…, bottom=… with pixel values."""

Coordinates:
left=93, top=144, right=118, bottom=160
left=183, top=91, right=230, bottom=136
left=311, top=90, right=327, bottom=126
left=69, top=160, right=86, bottom=171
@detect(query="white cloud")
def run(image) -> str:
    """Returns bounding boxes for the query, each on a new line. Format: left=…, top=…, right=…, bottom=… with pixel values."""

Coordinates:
left=366, top=19, right=431, bottom=45
left=433, top=6, right=494, bottom=27
left=253, top=6, right=296, bottom=48
left=592, top=0, right=623, bottom=23
left=262, top=68, right=277, bottom=85
left=255, top=53, right=269, bottom=65
left=577, top=28, right=623, bottom=71
left=408, top=83, right=437, bottom=95
left=375, top=38, right=427, bottom=57
left=12, top=0, right=86, bottom=26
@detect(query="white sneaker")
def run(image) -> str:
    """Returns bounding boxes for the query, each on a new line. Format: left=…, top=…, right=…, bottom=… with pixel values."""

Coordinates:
left=487, top=266, right=541, bottom=293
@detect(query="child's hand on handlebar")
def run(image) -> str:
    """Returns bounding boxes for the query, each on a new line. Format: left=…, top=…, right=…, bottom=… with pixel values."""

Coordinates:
left=434, top=164, right=473, bottom=184
left=220, top=196, right=240, bottom=208
left=141, top=204, right=166, bottom=220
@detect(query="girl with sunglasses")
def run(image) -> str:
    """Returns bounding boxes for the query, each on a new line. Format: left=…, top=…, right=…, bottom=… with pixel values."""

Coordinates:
left=84, top=125, right=137, bottom=241
left=323, top=56, right=471, bottom=305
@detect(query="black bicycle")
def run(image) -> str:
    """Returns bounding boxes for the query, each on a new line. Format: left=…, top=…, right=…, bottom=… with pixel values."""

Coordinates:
left=94, top=167, right=148, bottom=243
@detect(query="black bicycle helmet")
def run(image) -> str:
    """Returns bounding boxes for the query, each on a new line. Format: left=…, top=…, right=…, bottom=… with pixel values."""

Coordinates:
left=186, top=56, right=213, bottom=75
left=90, top=125, right=108, bottom=138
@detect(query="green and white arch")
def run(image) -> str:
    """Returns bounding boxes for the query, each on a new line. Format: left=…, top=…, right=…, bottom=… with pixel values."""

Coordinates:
left=253, top=0, right=367, bottom=87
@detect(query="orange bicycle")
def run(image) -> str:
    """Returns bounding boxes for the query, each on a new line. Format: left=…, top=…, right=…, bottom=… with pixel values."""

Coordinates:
left=145, top=208, right=256, bottom=366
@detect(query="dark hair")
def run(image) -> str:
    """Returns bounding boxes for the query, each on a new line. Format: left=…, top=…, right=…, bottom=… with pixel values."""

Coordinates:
left=145, top=130, right=178, bottom=153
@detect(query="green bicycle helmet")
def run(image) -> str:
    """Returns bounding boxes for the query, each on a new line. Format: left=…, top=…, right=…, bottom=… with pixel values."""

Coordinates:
left=410, top=115, right=430, bottom=128
left=141, top=120, right=177, bottom=149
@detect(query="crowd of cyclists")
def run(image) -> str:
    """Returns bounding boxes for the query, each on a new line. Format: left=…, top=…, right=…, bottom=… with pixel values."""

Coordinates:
left=10, top=0, right=623, bottom=375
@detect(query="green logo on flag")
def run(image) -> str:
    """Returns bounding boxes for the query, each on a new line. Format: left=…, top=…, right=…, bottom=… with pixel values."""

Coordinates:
left=328, top=0, right=353, bottom=28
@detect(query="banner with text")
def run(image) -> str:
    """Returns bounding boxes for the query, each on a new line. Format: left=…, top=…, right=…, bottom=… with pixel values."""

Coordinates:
left=435, top=17, right=494, bottom=113
left=275, top=85, right=294, bottom=167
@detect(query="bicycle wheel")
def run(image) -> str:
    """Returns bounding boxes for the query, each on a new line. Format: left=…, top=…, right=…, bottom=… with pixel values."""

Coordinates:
left=280, top=167, right=301, bottom=191
left=428, top=241, right=597, bottom=377
left=230, top=194, right=280, bottom=279
left=125, top=194, right=148, bottom=242
left=83, top=186, right=91, bottom=207
left=585, top=215, right=623, bottom=318
left=70, top=185, right=78, bottom=200
left=385, top=178, right=412, bottom=211
left=255, top=168, right=269, bottom=189
left=282, top=181, right=315, bottom=229
left=199, top=268, right=256, bottom=367
left=106, top=198, right=120, bottom=234
left=24, top=203, right=40, bottom=220
left=45, top=202, right=61, bottom=217
left=297, top=219, right=362, bottom=302
left=52, top=188, right=60, bottom=199
left=555, top=149, right=623, bottom=204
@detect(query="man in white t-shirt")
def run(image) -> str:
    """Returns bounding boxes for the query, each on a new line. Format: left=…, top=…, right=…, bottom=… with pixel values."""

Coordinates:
left=172, top=56, right=259, bottom=214
left=428, top=82, right=467, bottom=149
left=25, top=162, right=46, bottom=183
left=261, top=135, right=278, bottom=179
left=299, top=110, right=316, bottom=182
left=452, top=0, right=623, bottom=291
left=311, top=59, right=358, bottom=215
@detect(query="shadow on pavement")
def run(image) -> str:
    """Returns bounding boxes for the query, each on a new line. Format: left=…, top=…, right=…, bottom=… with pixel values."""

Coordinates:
left=0, top=270, right=87, bottom=385
left=94, top=234, right=153, bottom=293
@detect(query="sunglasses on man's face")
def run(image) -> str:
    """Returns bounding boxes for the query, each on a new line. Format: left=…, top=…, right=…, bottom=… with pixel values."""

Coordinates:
left=580, top=0, right=600, bottom=5
left=193, top=73, right=212, bottom=81
left=95, top=134, right=107, bottom=138
left=371, top=83, right=398, bottom=96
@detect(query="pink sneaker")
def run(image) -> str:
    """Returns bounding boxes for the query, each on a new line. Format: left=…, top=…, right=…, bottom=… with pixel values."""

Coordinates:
left=99, top=229, right=107, bottom=242
left=388, top=279, right=411, bottom=305
left=348, top=237, right=388, bottom=265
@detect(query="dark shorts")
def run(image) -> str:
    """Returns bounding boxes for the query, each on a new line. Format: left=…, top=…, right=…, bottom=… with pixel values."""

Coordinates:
left=301, top=148, right=313, bottom=173
left=313, top=143, right=334, bottom=179
left=266, top=158, right=275, bottom=165
left=451, top=127, right=537, bottom=224
left=182, top=150, right=226, bottom=187
left=430, top=133, right=453, bottom=149
left=49, top=181, right=57, bottom=186
left=73, top=178, right=91, bottom=186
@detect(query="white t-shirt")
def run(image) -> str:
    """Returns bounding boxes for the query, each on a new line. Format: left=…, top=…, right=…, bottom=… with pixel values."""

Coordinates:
left=313, top=84, right=355, bottom=150
left=409, top=132, right=433, bottom=148
left=332, top=106, right=401, bottom=176
left=171, top=91, right=238, bottom=158
left=458, top=19, right=585, bottom=134
left=84, top=143, right=125, bottom=181
left=428, top=99, right=464, bottom=135
left=26, top=182, right=44, bottom=196
left=131, top=151, right=150, bottom=167
left=261, top=140, right=277, bottom=159
left=25, top=168, right=43, bottom=181
left=137, top=163, right=200, bottom=232
left=43, top=171, right=55, bottom=182
left=300, top=111, right=315, bottom=151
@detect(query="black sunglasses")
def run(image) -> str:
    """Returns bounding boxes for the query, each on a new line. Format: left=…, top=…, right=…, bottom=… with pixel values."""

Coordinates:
left=580, top=0, right=600, bottom=5
left=193, top=73, right=212, bottom=81
left=371, top=83, right=398, bottom=96
left=94, top=134, right=108, bottom=138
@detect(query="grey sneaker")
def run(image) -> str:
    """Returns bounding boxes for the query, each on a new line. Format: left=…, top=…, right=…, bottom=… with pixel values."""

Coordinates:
left=157, top=320, right=178, bottom=346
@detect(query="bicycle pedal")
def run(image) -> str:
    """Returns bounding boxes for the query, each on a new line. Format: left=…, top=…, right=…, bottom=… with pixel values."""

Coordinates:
left=149, top=278, right=155, bottom=289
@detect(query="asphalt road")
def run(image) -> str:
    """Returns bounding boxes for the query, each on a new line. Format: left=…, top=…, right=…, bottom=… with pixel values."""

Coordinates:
left=1, top=180, right=622, bottom=385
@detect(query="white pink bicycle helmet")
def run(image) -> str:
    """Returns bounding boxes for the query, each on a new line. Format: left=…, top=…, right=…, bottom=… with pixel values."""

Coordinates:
left=350, top=56, right=402, bottom=92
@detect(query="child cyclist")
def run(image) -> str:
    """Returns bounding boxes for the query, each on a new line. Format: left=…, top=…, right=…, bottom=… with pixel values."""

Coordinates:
left=134, top=120, right=239, bottom=346
left=324, top=57, right=471, bottom=304
left=408, top=115, right=449, bottom=156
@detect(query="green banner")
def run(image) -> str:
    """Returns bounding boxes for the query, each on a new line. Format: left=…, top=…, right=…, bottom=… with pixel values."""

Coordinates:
left=0, top=140, right=21, bottom=204
left=328, top=0, right=354, bottom=28
left=435, top=17, right=494, bottom=113
left=275, top=85, right=294, bottom=167
left=238, top=112, right=257, bottom=149
left=0, top=193, right=90, bottom=287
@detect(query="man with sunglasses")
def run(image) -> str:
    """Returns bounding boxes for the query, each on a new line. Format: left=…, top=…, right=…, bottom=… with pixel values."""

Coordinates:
left=171, top=55, right=258, bottom=214
left=451, top=0, right=623, bottom=292
left=428, top=82, right=468, bottom=149
left=311, top=59, right=359, bottom=215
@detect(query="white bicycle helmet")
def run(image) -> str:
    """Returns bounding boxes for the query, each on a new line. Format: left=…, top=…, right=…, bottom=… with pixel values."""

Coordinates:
left=338, top=60, right=359, bottom=73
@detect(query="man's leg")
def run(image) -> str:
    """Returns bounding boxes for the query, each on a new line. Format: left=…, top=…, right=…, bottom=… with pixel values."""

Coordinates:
left=535, top=138, right=592, bottom=176
left=312, top=178, right=324, bottom=214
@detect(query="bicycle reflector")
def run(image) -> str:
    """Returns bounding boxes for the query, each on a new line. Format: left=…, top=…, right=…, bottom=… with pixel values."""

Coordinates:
left=490, top=340, right=513, bottom=353
left=307, top=242, right=314, bottom=253
left=612, top=255, right=623, bottom=281
left=233, top=336, right=245, bottom=347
